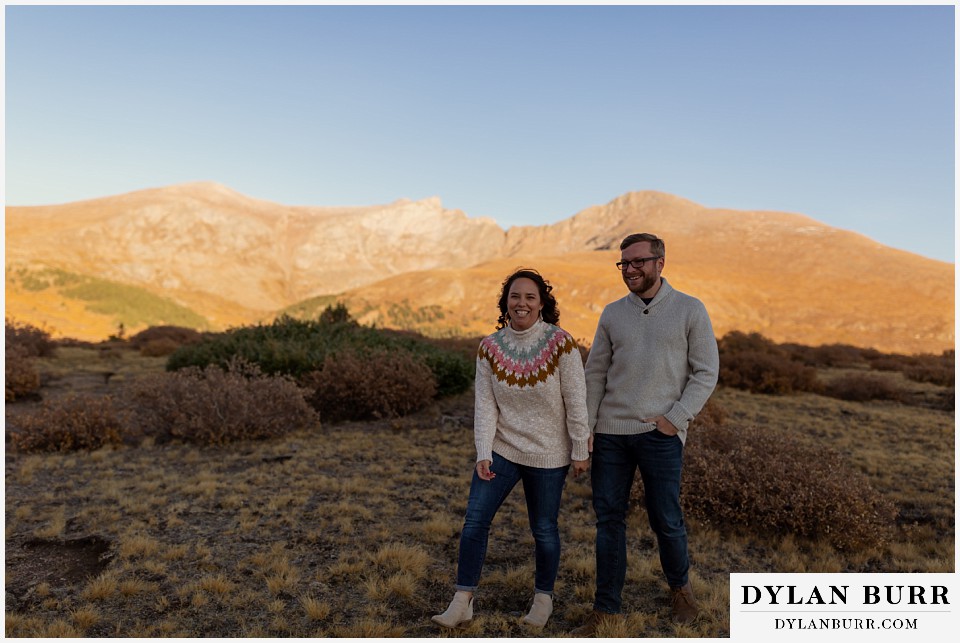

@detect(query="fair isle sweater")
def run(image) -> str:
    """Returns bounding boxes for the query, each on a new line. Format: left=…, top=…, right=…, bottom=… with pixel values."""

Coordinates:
left=474, top=319, right=590, bottom=468
left=584, top=278, right=719, bottom=445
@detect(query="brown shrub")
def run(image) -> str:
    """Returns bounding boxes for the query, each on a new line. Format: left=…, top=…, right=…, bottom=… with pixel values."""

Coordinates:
left=657, top=419, right=898, bottom=551
left=5, top=342, right=42, bottom=401
left=138, top=338, right=182, bottom=357
left=690, top=398, right=726, bottom=430
left=867, top=350, right=954, bottom=388
left=782, top=342, right=868, bottom=368
left=903, top=351, right=954, bottom=387
left=10, top=394, right=125, bottom=453
left=132, top=359, right=319, bottom=445
left=821, top=373, right=903, bottom=402
left=128, top=325, right=203, bottom=350
left=5, top=318, right=56, bottom=357
left=717, top=332, right=821, bottom=395
left=867, top=354, right=914, bottom=372
left=301, top=348, right=437, bottom=423
left=720, top=349, right=821, bottom=395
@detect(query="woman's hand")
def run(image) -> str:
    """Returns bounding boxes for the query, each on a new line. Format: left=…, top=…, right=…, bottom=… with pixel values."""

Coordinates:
left=571, top=458, right=589, bottom=478
left=476, top=460, right=496, bottom=481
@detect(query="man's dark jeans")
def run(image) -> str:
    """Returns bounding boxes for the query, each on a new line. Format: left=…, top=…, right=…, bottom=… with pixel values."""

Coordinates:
left=591, top=431, right=689, bottom=614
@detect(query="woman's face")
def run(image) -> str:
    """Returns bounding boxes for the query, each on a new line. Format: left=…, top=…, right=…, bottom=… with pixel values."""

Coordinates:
left=506, top=277, right=543, bottom=331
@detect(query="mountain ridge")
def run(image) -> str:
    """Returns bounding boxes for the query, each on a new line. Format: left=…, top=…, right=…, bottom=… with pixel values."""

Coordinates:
left=5, top=182, right=953, bottom=354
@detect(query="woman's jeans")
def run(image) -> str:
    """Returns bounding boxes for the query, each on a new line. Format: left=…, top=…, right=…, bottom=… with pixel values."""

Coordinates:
left=456, top=452, right=569, bottom=595
left=591, top=431, right=688, bottom=614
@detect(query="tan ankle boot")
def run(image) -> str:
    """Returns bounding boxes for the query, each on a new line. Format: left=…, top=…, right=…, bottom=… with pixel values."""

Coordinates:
left=570, top=610, right=622, bottom=637
left=670, top=582, right=699, bottom=624
left=521, top=593, right=553, bottom=628
left=431, top=591, right=474, bottom=629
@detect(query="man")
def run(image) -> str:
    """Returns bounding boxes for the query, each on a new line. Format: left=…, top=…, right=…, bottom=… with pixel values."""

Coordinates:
left=573, top=233, right=719, bottom=634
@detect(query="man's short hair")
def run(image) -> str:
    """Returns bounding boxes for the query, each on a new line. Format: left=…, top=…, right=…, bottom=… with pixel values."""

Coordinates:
left=620, top=233, right=665, bottom=258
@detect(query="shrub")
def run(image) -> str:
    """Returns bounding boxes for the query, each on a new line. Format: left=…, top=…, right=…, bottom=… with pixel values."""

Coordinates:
left=138, top=338, right=183, bottom=357
left=166, top=309, right=474, bottom=398
left=417, top=350, right=473, bottom=398
left=5, top=342, right=42, bottom=401
left=6, top=318, right=56, bottom=357
left=720, top=349, right=821, bottom=395
left=782, top=342, right=868, bottom=368
left=867, top=354, right=914, bottom=372
left=10, top=395, right=125, bottom=453
left=128, top=325, right=203, bottom=350
left=301, top=347, right=437, bottom=423
left=645, top=408, right=897, bottom=551
left=903, top=351, right=955, bottom=387
left=132, top=359, right=319, bottom=446
left=717, top=331, right=820, bottom=395
left=717, top=330, right=781, bottom=356
left=867, top=350, right=954, bottom=387
left=821, top=373, right=903, bottom=403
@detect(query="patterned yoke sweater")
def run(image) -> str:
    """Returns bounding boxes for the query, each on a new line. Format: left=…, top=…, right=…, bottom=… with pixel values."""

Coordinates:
left=474, top=319, right=590, bottom=468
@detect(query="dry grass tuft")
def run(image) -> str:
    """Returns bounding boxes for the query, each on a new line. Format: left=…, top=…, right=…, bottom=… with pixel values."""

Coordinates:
left=119, top=533, right=162, bottom=559
left=300, top=596, right=332, bottom=621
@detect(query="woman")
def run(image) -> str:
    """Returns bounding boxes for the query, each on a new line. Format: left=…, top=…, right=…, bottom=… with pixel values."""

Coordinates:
left=432, top=268, right=590, bottom=630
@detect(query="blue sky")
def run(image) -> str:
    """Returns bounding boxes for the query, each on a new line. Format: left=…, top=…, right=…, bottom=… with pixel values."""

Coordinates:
left=4, top=4, right=956, bottom=262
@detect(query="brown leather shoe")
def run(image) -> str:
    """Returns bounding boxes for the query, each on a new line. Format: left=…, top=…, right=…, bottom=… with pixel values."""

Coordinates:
left=670, top=582, right=699, bottom=624
left=570, top=610, right=622, bottom=637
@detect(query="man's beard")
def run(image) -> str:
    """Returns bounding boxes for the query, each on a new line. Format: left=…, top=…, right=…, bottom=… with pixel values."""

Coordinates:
left=625, top=271, right=658, bottom=295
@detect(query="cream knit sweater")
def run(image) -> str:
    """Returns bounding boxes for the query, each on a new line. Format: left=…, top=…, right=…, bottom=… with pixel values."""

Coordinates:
left=585, top=278, right=719, bottom=445
left=474, top=319, right=590, bottom=468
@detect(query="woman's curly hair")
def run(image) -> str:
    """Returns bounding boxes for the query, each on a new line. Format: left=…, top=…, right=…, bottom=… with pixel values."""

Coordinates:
left=495, top=268, right=560, bottom=330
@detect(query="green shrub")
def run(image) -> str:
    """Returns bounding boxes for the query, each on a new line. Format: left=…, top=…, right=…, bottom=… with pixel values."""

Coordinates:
left=10, top=394, right=125, bottom=453
left=5, top=342, right=41, bottom=401
left=642, top=401, right=897, bottom=551
left=166, top=309, right=474, bottom=398
left=5, top=318, right=56, bottom=357
left=301, top=347, right=437, bottom=423
left=132, top=359, right=319, bottom=446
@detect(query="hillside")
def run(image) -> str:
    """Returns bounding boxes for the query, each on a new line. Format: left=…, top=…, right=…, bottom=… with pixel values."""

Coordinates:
left=5, top=183, right=954, bottom=354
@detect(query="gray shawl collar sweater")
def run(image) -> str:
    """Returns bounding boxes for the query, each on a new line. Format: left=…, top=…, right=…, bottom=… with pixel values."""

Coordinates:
left=584, top=278, right=719, bottom=445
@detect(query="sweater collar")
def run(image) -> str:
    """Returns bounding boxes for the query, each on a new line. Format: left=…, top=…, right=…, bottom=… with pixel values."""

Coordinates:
left=505, top=317, right=544, bottom=339
left=627, top=277, right=673, bottom=309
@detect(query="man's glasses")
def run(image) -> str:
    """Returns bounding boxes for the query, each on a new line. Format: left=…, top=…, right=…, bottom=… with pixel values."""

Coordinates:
left=615, top=256, right=661, bottom=271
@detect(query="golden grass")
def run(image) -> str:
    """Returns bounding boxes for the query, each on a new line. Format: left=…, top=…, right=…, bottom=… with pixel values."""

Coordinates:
left=4, top=348, right=953, bottom=637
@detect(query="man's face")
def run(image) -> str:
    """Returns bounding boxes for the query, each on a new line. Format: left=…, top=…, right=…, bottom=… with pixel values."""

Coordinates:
left=620, top=241, right=663, bottom=297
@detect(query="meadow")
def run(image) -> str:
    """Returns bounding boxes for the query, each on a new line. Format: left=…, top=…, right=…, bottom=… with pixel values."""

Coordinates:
left=4, top=323, right=954, bottom=638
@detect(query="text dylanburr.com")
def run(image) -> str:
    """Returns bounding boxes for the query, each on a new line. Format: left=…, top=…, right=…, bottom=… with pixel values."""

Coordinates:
left=730, top=573, right=957, bottom=641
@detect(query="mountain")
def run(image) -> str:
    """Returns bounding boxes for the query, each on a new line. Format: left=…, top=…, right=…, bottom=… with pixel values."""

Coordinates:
left=5, top=182, right=954, bottom=354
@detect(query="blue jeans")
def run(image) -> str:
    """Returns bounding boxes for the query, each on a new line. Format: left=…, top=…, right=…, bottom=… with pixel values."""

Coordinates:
left=591, top=431, right=688, bottom=614
left=456, top=452, right=569, bottom=595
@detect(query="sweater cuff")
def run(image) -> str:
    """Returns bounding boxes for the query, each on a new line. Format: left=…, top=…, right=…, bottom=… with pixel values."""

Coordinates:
left=571, top=440, right=590, bottom=462
left=665, top=404, right=691, bottom=432
left=476, top=445, right=493, bottom=463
